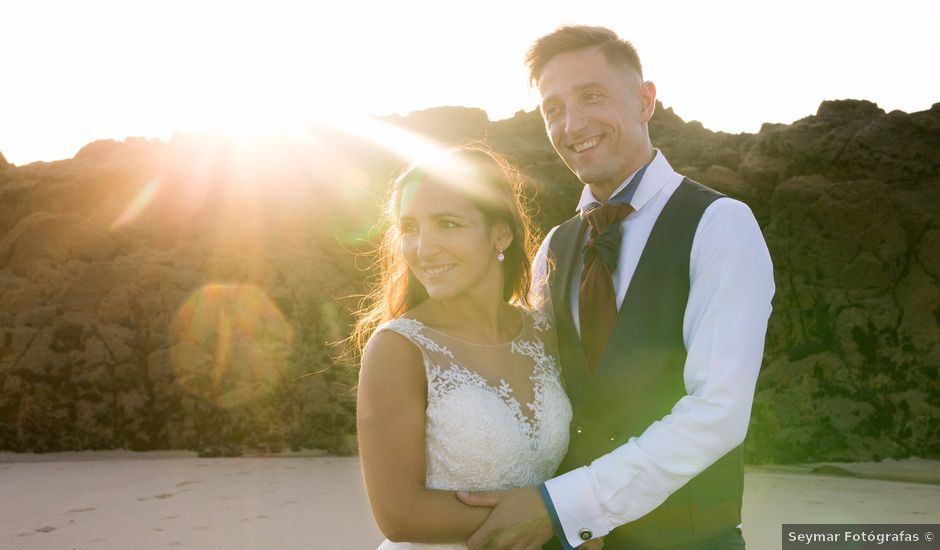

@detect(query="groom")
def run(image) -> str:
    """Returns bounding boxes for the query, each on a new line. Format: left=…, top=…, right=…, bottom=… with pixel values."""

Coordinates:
left=458, top=26, right=774, bottom=549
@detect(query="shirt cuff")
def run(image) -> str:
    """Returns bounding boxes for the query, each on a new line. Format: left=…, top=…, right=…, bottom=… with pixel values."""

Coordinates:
left=538, top=483, right=574, bottom=550
left=543, top=467, right=612, bottom=548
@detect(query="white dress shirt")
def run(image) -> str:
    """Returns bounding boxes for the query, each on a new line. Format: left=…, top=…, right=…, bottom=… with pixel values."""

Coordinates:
left=531, top=150, right=775, bottom=548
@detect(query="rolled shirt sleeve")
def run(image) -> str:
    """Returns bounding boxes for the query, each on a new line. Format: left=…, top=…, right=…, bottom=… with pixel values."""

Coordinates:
left=543, top=199, right=775, bottom=547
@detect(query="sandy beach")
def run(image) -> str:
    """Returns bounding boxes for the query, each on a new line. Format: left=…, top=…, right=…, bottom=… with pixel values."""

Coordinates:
left=1, top=452, right=938, bottom=550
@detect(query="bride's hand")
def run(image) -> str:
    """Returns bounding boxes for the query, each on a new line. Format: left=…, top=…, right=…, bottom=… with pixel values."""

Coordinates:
left=577, top=536, right=604, bottom=549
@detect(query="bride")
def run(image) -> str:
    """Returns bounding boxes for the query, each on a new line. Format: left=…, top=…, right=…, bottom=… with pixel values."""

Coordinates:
left=353, top=147, right=574, bottom=549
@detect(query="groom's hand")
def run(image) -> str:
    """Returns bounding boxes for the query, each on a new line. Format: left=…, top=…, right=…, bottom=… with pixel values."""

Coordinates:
left=458, top=487, right=554, bottom=550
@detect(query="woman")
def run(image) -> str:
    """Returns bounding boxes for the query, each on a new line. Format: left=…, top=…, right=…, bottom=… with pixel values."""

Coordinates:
left=353, top=146, right=573, bottom=549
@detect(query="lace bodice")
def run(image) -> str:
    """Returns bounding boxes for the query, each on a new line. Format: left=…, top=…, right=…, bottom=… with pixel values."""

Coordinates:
left=374, top=307, right=571, bottom=550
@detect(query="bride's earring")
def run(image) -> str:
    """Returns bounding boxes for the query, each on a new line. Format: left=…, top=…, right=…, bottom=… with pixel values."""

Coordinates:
left=497, top=248, right=505, bottom=262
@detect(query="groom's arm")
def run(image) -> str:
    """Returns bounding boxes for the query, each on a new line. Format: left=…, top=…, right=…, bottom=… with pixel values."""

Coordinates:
left=542, top=199, right=774, bottom=547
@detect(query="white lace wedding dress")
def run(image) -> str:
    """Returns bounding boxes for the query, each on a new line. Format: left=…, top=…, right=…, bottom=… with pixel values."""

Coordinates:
left=374, top=307, right=572, bottom=549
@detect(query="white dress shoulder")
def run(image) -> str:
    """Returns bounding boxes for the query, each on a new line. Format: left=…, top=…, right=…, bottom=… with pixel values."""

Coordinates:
left=373, top=307, right=571, bottom=549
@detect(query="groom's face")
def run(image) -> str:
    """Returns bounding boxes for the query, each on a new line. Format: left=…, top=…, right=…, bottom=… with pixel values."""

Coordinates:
left=537, top=46, right=653, bottom=193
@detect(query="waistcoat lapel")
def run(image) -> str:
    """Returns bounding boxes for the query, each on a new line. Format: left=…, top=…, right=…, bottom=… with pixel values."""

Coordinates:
left=547, top=215, right=592, bottom=402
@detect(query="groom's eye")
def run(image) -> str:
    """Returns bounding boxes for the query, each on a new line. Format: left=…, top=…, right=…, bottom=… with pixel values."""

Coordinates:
left=584, top=91, right=602, bottom=102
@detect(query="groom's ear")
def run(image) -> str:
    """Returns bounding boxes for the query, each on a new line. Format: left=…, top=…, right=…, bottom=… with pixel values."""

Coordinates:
left=637, top=80, right=657, bottom=123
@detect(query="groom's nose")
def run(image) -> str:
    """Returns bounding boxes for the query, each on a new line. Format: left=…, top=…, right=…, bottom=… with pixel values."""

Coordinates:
left=565, top=103, right=589, bottom=135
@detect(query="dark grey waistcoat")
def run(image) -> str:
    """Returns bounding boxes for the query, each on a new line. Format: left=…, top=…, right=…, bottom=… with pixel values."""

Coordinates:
left=547, top=178, right=743, bottom=548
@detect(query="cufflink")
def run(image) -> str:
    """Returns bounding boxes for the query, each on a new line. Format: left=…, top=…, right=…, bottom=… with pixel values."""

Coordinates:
left=579, top=528, right=593, bottom=541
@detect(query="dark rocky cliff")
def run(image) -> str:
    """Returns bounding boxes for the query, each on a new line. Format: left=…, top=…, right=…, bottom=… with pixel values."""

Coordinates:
left=1, top=99, right=937, bottom=461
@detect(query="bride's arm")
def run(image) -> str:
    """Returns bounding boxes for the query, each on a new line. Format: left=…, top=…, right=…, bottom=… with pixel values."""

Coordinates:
left=358, top=330, right=490, bottom=543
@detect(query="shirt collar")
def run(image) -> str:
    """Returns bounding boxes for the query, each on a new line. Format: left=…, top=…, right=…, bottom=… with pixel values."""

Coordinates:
left=575, top=149, right=674, bottom=216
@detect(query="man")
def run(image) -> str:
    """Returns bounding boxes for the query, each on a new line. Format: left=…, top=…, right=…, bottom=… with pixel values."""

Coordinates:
left=457, top=26, right=774, bottom=549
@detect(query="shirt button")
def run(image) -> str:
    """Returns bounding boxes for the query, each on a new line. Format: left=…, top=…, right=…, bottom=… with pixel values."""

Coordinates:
left=579, top=528, right=593, bottom=541
left=609, top=436, right=615, bottom=442
left=575, top=426, right=583, bottom=434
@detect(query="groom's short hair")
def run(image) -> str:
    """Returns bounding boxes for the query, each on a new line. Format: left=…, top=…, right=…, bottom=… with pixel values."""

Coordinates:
left=525, top=25, right=643, bottom=86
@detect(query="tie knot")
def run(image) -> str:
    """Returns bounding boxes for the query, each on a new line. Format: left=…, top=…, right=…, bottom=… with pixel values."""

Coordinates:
left=586, top=202, right=634, bottom=234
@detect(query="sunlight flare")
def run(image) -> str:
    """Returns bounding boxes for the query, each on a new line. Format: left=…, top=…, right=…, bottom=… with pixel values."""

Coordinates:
left=171, top=284, right=294, bottom=409
left=111, top=178, right=161, bottom=229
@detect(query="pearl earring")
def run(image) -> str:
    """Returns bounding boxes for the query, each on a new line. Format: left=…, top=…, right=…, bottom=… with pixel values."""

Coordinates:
left=497, top=248, right=505, bottom=262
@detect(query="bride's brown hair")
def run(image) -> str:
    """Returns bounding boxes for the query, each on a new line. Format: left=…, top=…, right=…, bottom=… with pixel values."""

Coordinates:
left=351, top=145, right=537, bottom=355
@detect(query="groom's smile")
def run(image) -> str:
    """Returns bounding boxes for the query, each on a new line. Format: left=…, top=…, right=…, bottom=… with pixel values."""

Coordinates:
left=570, top=135, right=603, bottom=154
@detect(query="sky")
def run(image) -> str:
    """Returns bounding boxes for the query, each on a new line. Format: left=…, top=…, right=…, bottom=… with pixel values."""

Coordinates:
left=2, top=0, right=938, bottom=165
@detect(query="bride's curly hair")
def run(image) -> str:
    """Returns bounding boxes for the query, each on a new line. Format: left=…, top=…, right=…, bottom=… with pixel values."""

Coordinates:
left=350, top=145, right=537, bottom=356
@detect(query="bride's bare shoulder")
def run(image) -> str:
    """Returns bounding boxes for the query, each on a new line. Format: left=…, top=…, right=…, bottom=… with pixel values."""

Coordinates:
left=359, top=326, right=426, bottom=411
left=360, top=318, right=428, bottom=390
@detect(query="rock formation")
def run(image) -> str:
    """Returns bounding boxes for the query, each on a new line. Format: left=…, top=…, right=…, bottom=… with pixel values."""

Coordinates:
left=1, top=99, right=937, bottom=462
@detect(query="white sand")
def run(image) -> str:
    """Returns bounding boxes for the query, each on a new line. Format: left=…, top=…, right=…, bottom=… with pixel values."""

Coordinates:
left=741, top=466, right=940, bottom=549
left=0, top=451, right=384, bottom=550
left=1, top=452, right=938, bottom=550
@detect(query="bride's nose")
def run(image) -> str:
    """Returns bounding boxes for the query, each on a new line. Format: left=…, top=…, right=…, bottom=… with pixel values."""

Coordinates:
left=415, top=227, right=443, bottom=259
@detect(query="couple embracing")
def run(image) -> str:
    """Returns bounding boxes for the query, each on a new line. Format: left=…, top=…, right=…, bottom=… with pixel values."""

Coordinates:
left=354, top=25, right=774, bottom=550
